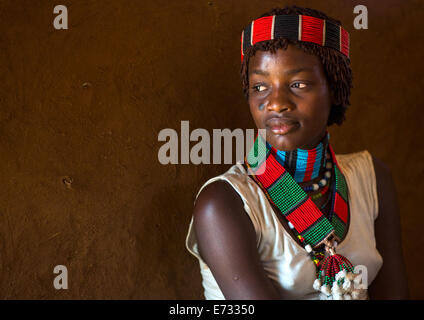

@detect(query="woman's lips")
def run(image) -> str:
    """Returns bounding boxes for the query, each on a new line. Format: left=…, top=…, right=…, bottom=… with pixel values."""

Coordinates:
left=266, top=118, right=300, bottom=135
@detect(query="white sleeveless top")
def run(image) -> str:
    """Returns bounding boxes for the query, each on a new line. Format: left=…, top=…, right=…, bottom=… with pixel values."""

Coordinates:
left=186, top=150, right=383, bottom=300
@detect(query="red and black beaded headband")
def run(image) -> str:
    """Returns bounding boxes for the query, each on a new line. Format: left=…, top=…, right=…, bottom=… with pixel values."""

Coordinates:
left=241, top=14, right=350, bottom=61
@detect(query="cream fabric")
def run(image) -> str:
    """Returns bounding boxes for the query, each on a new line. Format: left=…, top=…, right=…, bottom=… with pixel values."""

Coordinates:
left=186, top=150, right=383, bottom=300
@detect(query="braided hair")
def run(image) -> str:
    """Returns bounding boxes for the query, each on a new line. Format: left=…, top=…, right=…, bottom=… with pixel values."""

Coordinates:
left=240, top=5, right=353, bottom=126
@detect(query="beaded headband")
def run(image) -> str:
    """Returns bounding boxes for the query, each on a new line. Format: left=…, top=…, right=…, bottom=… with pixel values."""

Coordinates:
left=240, top=14, right=350, bottom=61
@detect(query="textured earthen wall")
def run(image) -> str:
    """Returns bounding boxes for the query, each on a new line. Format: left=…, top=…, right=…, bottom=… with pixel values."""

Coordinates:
left=0, top=0, right=422, bottom=299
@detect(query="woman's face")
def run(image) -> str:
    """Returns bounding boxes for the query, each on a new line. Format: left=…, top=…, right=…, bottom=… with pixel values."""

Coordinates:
left=248, top=44, right=333, bottom=151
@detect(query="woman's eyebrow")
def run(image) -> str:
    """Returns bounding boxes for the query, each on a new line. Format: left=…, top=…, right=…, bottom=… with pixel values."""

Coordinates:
left=284, top=67, right=314, bottom=75
left=251, top=67, right=314, bottom=76
left=251, top=69, right=269, bottom=76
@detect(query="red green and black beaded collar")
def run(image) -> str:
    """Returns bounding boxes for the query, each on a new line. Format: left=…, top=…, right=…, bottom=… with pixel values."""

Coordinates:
left=244, top=132, right=367, bottom=299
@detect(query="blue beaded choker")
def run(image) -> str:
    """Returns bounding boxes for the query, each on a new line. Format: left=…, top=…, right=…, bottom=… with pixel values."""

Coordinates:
left=266, top=131, right=330, bottom=184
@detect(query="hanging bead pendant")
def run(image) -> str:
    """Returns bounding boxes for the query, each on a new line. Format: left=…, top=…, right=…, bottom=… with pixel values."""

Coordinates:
left=313, top=238, right=368, bottom=300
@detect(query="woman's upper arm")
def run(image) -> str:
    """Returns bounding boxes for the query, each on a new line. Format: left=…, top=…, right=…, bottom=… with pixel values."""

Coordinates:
left=368, top=155, right=409, bottom=299
left=193, top=180, right=281, bottom=300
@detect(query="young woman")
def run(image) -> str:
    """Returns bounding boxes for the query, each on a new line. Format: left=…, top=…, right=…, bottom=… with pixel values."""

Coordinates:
left=186, top=5, right=408, bottom=300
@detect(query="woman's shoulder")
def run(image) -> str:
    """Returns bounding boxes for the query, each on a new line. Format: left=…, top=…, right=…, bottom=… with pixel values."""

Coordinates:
left=192, top=163, right=261, bottom=247
left=335, top=149, right=385, bottom=181
left=193, top=164, right=249, bottom=219
left=335, top=149, right=372, bottom=165
left=194, top=163, right=250, bottom=206
left=335, top=149, right=392, bottom=181
left=336, top=149, right=395, bottom=220
left=195, top=179, right=243, bottom=213
left=191, top=170, right=259, bottom=266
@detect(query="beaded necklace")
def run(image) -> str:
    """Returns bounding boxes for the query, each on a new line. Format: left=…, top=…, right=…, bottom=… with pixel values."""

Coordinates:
left=245, top=131, right=367, bottom=300
left=274, top=133, right=329, bottom=183
left=319, top=187, right=333, bottom=210
left=311, top=184, right=330, bottom=201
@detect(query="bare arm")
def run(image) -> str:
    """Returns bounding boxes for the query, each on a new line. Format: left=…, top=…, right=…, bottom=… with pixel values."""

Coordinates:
left=193, top=180, right=281, bottom=300
left=368, top=155, right=409, bottom=299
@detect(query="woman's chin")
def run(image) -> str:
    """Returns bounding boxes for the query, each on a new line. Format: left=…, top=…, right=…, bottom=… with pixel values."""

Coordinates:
left=266, top=130, right=301, bottom=151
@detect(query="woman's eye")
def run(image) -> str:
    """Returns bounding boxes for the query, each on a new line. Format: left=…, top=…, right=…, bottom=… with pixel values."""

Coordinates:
left=253, top=85, right=267, bottom=92
left=292, top=82, right=307, bottom=89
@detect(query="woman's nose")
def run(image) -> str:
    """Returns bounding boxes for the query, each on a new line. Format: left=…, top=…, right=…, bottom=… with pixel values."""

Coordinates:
left=267, top=88, right=295, bottom=113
